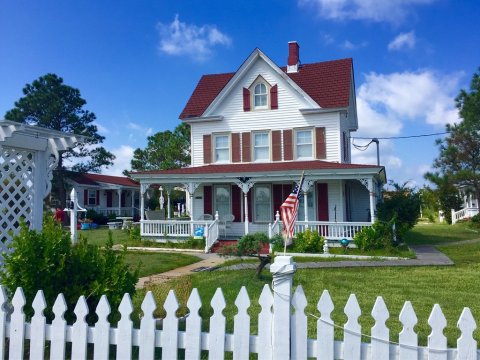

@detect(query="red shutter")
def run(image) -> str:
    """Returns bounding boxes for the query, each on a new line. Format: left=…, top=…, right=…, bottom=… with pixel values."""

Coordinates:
left=317, top=183, right=329, bottom=221
left=96, top=190, right=100, bottom=205
left=203, top=134, right=212, bottom=164
left=272, top=130, right=281, bottom=161
left=283, top=130, right=293, bottom=161
left=84, top=190, right=88, bottom=204
left=231, top=185, right=242, bottom=222
left=242, top=132, right=251, bottom=162
left=243, top=88, right=251, bottom=111
left=270, top=84, right=278, bottom=109
left=316, top=127, right=326, bottom=159
left=232, top=133, right=241, bottom=163
left=203, top=186, right=212, bottom=216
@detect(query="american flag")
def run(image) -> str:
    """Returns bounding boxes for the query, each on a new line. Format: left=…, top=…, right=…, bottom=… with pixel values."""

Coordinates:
left=280, top=173, right=305, bottom=243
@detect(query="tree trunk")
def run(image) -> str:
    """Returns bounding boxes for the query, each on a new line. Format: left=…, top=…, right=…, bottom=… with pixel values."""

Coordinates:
left=256, top=255, right=271, bottom=278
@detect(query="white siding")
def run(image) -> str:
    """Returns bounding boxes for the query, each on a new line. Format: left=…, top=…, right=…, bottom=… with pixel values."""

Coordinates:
left=191, top=58, right=342, bottom=166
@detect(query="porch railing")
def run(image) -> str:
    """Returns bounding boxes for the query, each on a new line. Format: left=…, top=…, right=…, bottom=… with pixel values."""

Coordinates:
left=90, top=207, right=136, bottom=217
left=204, top=219, right=219, bottom=253
left=451, top=207, right=479, bottom=224
left=269, top=221, right=372, bottom=241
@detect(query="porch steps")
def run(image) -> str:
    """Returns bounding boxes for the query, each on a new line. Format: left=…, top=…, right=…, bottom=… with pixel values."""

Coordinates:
left=210, top=240, right=270, bottom=255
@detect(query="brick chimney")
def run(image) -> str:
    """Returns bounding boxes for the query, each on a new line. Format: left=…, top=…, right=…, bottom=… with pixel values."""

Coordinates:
left=287, top=41, right=300, bottom=73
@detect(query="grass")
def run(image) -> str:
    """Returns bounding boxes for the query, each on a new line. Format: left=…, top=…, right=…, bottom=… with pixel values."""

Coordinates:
left=140, top=223, right=480, bottom=347
left=123, top=251, right=201, bottom=278
left=78, top=228, right=130, bottom=246
left=404, top=222, right=479, bottom=245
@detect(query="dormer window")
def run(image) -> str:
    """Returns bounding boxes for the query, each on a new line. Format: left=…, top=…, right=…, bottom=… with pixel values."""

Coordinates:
left=254, top=83, right=268, bottom=109
left=243, top=77, right=278, bottom=111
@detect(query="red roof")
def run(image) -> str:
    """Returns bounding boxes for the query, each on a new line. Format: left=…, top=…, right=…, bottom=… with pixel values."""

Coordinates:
left=132, top=160, right=380, bottom=176
left=69, top=172, right=139, bottom=187
left=179, top=58, right=353, bottom=119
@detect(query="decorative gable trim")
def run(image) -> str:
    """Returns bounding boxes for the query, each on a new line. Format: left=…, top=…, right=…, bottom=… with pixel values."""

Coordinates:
left=202, top=48, right=320, bottom=117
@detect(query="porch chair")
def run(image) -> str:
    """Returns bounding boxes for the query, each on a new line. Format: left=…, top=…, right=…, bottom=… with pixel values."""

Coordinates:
left=145, top=210, right=165, bottom=220
left=218, top=214, right=235, bottom=238
left=197, top=214, right=213, bottom=221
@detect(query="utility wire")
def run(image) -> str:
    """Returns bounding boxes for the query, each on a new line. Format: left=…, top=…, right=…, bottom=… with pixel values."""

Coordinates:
left=351, top=131, right=449, bottom=140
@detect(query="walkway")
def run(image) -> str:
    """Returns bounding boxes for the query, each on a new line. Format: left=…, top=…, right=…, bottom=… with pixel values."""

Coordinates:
left=135, top=245, right=453, bottom=288
left=136, top=252, right=226, bottom=288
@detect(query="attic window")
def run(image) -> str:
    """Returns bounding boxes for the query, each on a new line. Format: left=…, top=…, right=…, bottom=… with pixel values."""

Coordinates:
left=254, top=83, right=268, bottom=109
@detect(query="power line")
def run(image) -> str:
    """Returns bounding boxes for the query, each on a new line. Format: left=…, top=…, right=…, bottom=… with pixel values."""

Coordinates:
left=351, top=131, right=449, bottom=140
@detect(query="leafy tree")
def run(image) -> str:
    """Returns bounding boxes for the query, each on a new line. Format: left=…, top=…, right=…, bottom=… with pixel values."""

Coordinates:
left=5, top=73, right=115, bottom=206
left=428, top=68, right=480, bottom=204
left=377, top=181, right=420, bottom=235
left=130, top=122, right=190, bottom=171
left=424, top=173, right=463, bottom=224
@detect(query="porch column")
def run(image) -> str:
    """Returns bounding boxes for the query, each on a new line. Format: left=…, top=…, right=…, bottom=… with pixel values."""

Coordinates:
left=131, top=189, right=135, bottom=217
left=235, top=177, right=256, bottom=235
left=117, top=189, right=122, bottom=216
left=359, top=177, right=376, bottom=223
left=140, top=183, right=149, bottom=221
left=164, top=185, right=172, bottom=219
left=299, top=179, right=315, bottom=226
left=183, top=182, right=200, bottom=235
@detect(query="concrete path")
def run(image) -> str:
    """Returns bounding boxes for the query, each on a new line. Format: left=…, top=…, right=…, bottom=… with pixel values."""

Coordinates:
left=221, top=245, right=453, bottom=271
left=136, top=252, right=226, bottom=288
left=135, top=245, right=455, bottom=288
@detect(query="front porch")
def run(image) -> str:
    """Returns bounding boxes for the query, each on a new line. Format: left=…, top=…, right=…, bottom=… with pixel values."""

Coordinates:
left=140, top=214, right=372, bottom=252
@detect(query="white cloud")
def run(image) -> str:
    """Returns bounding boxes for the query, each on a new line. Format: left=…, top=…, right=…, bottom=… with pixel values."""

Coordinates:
left=351, top=69, right=461, bottom=179
left=388, top=31, right=416, bottom=51
left=299, top=0, right=436, bottom=24
left=105, top=145, right=135, bottom=176
left=340, top=40, right=368, bottom=50
left=358, top=70, right=461, bottom=127
left=127, top=122, right=153, bottom=136
left=157, top=14, right=232, bottom=62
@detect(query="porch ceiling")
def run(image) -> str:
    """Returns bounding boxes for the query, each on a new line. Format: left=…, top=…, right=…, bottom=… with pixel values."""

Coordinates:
left=131, top=160, right=386, bottom=184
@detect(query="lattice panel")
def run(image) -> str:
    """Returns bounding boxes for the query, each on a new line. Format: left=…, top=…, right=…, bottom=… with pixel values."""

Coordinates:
left=0, top=147, right=36, bottom=251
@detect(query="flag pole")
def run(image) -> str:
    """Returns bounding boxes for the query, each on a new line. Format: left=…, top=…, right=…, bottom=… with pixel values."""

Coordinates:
left=283, top=171, right=305, bottom=256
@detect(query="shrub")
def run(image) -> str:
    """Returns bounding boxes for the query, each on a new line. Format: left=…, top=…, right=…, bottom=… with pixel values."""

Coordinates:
left=271, top=230, right=324, bottom=253
left=85, top=209, right=109, bottom=225
left=0, top=217, right=138, bottom=324
left=353, top=218, right=399, bottom=251
left=469, top=213, right=480, bottom=229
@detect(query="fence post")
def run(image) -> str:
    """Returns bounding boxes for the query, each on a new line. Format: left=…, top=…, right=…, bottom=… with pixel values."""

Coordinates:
left=270, top=255, right=296, bottom=360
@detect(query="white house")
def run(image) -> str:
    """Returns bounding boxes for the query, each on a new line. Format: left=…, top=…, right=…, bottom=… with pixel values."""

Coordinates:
left=131, top=42, right=386, bottom=250
left=451, top=185, right=479, bottom=224
left=65, top=172, right=140, bottom=219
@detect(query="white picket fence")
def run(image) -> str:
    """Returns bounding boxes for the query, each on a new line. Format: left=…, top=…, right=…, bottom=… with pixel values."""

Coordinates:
left=1, top=257, right=479, bottom=359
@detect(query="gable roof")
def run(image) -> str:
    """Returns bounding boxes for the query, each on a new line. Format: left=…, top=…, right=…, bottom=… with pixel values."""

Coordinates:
left=179, top=57, right=353, bottom=119
left=67, top=172, right=139, bottom=187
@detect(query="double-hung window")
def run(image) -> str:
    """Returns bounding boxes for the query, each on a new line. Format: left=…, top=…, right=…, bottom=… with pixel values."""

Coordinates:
left=254, top=184, right=271, bottom=222
left=214, top=134, right=230, bottom=163
left=295, top=129, right=313, bottom=160
left=88, top=190, right=97, bottom=206
left=254, top=83, right=268, bottom=109
left=253, top=132, right=269, bottom=162
left=214, top=185, right=231, bottom=218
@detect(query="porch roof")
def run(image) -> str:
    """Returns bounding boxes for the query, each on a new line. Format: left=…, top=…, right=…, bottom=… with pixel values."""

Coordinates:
left=131, top=160, right=386, bottom=183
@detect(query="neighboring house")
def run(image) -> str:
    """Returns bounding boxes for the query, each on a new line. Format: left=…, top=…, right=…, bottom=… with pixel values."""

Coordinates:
left=451, top=186, right=479, bottom=224
left=131, top=42, right=386, bottom=247
left=65, top=172, right=140, bottom=218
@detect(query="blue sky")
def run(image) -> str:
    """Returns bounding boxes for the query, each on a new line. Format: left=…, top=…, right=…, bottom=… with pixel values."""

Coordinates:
left=1, top=0, right=479, bottom=186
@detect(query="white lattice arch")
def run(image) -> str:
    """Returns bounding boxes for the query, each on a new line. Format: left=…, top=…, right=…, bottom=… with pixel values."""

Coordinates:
left=0, top=120, right=83, bottom=252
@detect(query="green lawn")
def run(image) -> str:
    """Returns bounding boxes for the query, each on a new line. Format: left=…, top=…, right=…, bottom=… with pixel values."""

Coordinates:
left=78, top=228, right=130, bottom=246
left=140, top=223, right=480, bottom=347
left=123, top=251, right=201, bottom=277
left=404, top=222, right=479, bottom=245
